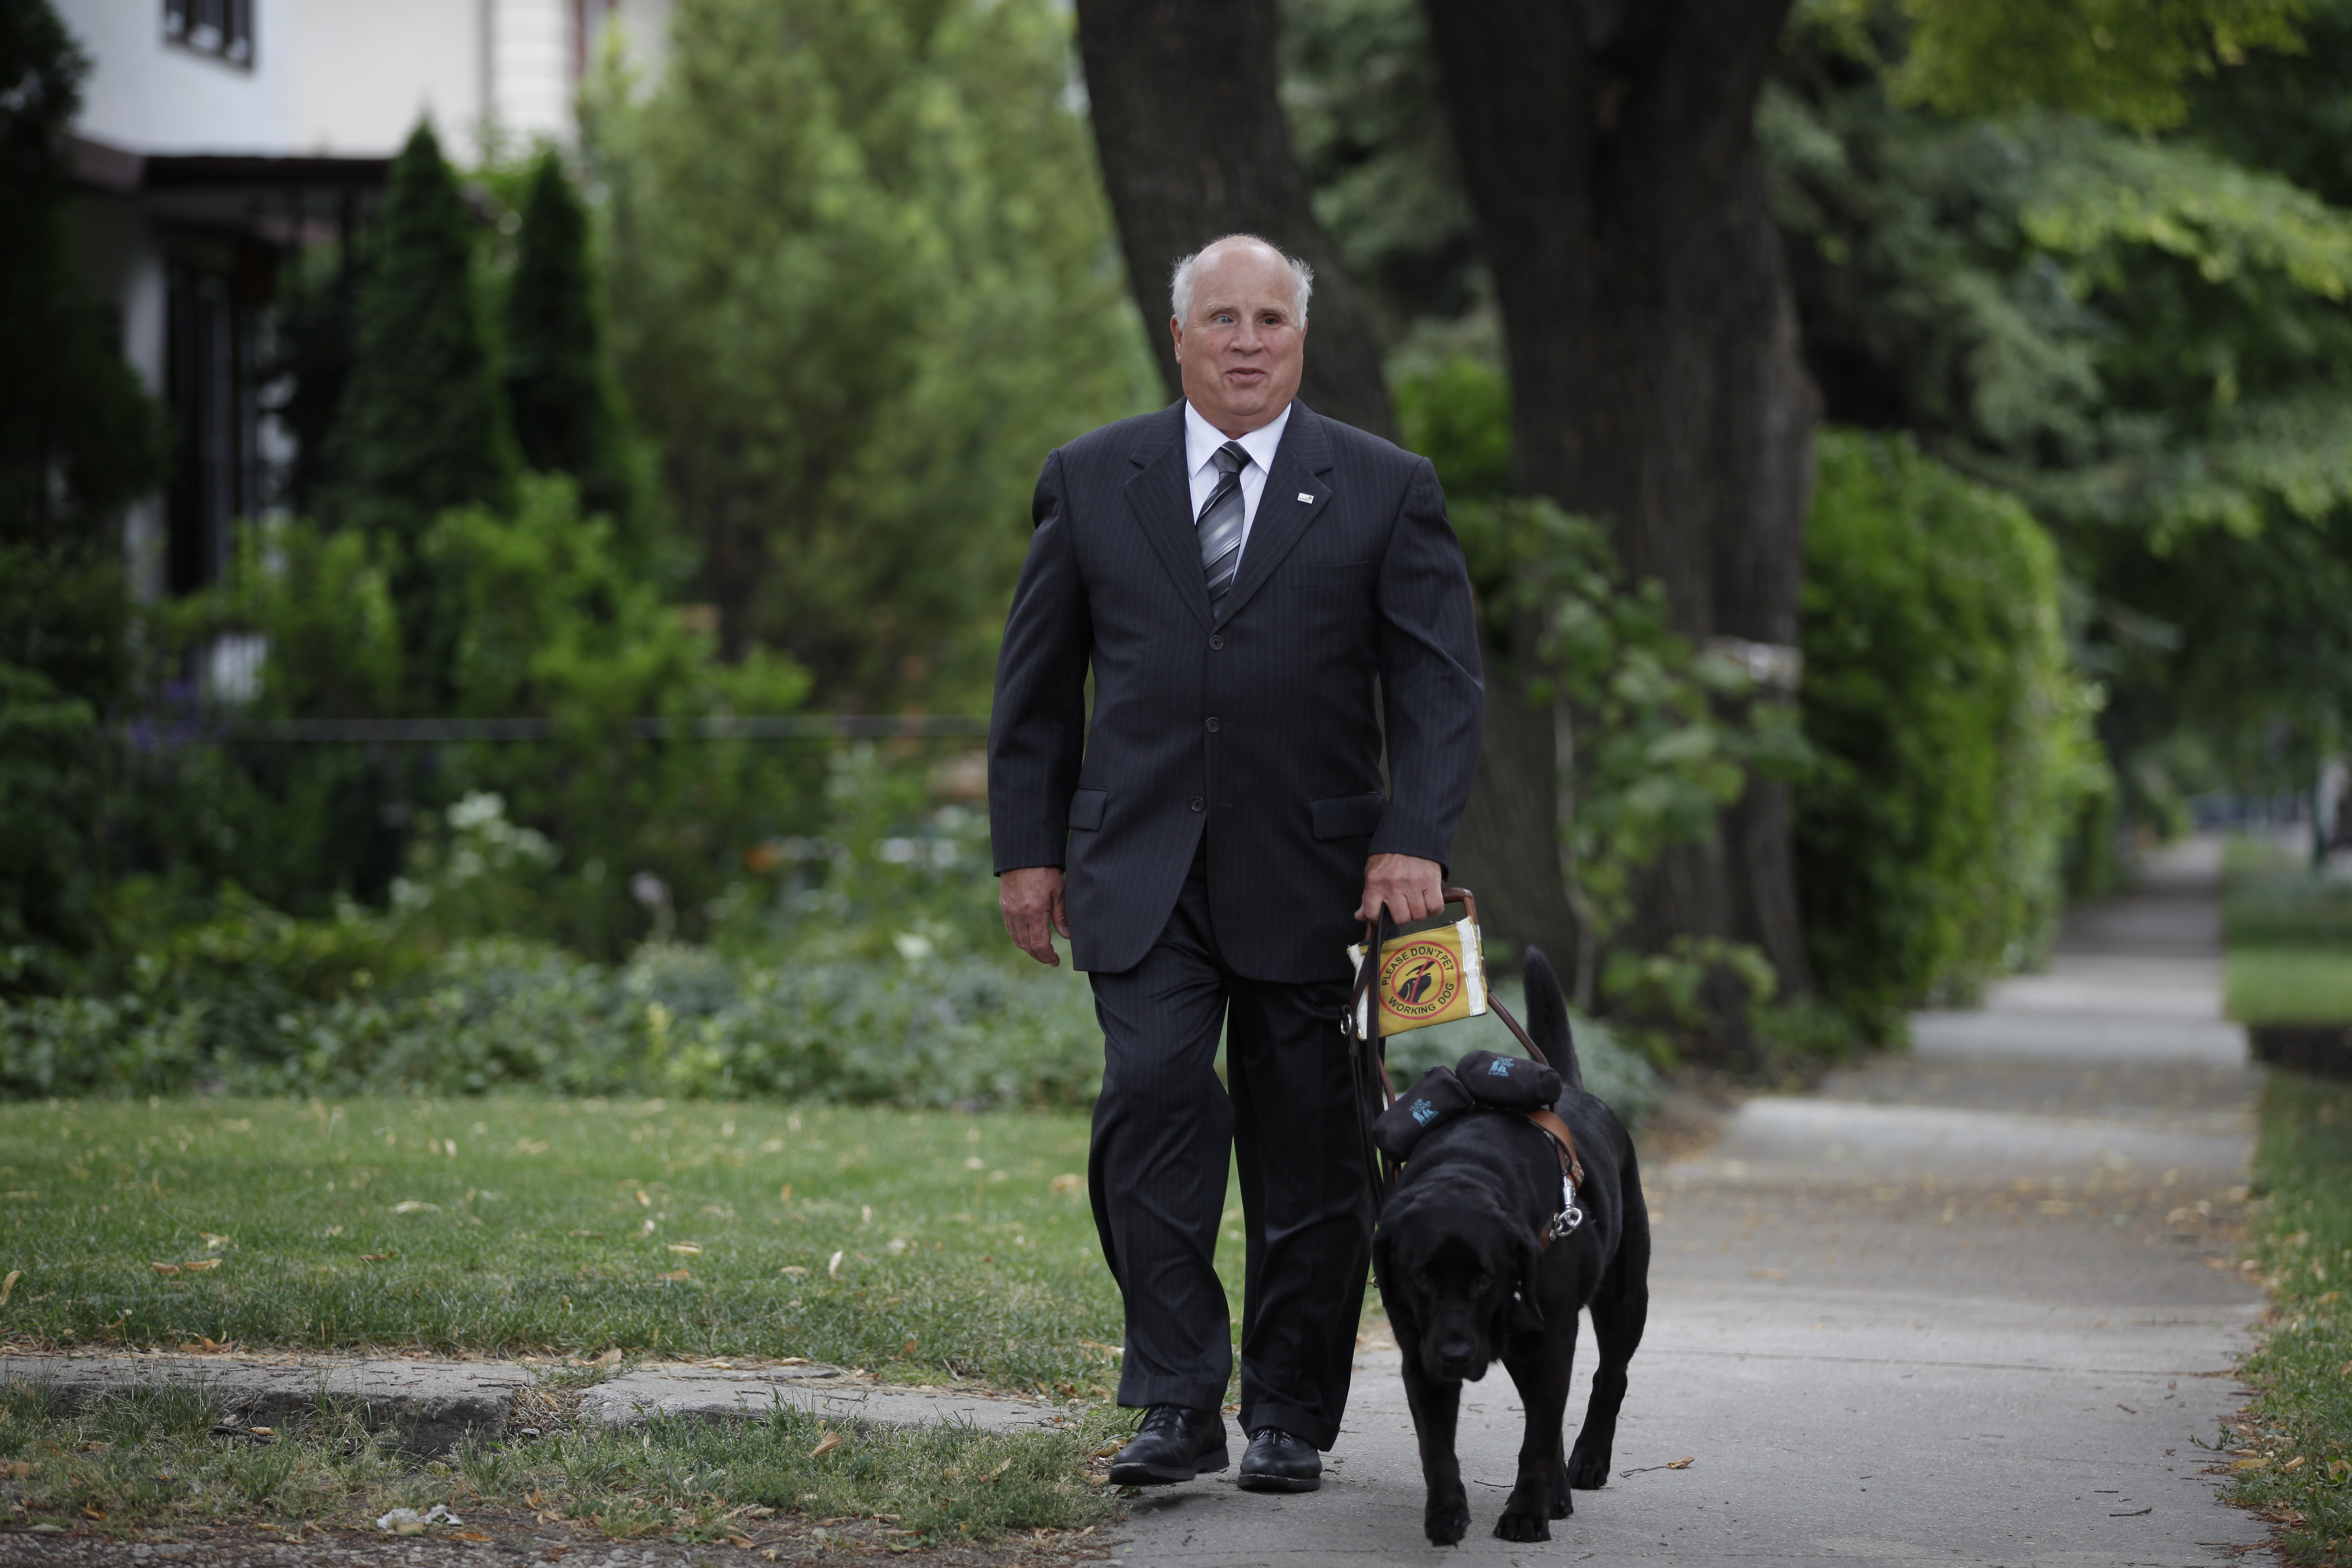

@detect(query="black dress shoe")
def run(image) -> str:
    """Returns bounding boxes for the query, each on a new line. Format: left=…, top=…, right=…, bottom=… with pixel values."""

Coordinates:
left=1106, top=1403, right=1229, bottom=1485
left=1237, top=1426, right=1322, bottom=1492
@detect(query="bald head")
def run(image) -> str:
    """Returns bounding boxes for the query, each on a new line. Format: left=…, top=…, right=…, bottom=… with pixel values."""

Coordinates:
left=1170, top=235, right=1315, bottom=323
left=1168, top=235, right=1313, bottom=437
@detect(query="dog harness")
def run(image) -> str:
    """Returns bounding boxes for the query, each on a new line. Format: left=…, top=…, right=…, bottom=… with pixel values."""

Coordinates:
left=1346, top=896, right=1587, bottom=1250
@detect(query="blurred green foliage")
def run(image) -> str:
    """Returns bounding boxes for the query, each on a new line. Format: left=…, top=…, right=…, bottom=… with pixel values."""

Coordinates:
left=1798, top=430, right=2111, bottom=1031
left=1400, top=358, right=1817, bottom=1055
left=592, top=0, right=1155, bottom=706
left=502, top=150, right=654, bottom=568
left=1771, top=0, right=2352, bottom=817
left=323, top=123, right=520, bottom=711
left=0, top=3, right=164, bottom=969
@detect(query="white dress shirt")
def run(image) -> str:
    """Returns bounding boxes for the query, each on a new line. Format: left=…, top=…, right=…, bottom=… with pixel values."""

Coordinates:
left=1184, top=399, right=1293, bottom=573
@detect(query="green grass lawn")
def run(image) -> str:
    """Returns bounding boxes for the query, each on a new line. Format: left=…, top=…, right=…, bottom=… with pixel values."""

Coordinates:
left=0, top=1098, right=1212, bottom=1398
left=2226, top=1072, right=2352, bottom=1564
left=2228, top=948, right=2352, bottom=1026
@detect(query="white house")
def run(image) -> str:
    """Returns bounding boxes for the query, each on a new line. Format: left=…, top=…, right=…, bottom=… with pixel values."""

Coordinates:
left=57, top=0, right=671, bottom=603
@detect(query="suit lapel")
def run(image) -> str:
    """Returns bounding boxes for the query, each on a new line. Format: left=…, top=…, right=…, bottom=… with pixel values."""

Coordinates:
left=1122, top=403, right=1214, bottom=631
left=1217, top=402, right=1336, bottom=625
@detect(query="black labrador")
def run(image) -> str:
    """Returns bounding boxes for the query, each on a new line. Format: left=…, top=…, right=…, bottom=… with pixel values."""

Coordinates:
left=1370, top=948, right=1651, bottom=1545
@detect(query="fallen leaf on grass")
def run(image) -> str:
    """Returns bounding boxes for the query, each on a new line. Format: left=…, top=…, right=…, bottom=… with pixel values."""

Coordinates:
left=978, top=1459, right=1013, bottom=1483
left=657, top=1268, right=692, bottom=1282
left=723, top=1534, right=756, bottom=1549
left=2233, top=1457, right=2269, bottom=1471
left=810, top=1431, right=843, bottom=1458
left=358, top=1254, right=390, bottom=1263
left=182, top=1258, right=219, bottom=1272
left=828, top=1250, right=844, bottom=1279
left=392, top=1201, right=439, bottom=1214
left=2285, top=1456, right=2308, bottom=1472
left=1049, top=1173, right=1083, bottom=1193
left=0, top=1461, right=31, bottom=1479
left=150, top=1262, right=181, bottom=1276
left=667, top=1243, right=702, bottom=1256
left=201, top=1233, right=230, bottom=1251
left=83, top=1506, right=106, bottom=1521
left=0, top=1269, right=19, bottom=1307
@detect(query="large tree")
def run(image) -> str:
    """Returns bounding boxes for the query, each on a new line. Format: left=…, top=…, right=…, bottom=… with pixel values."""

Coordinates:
left=1073, top=0, right=1587, bottom=970
left=1420, top=0, right=1819, bottom=1022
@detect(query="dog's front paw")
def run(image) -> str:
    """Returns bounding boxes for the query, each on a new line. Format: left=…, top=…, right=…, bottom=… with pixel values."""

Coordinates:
left=1550, top=1459, right=1574, bottom=1519
left=1565, top=1445, right=1611, bottom=1490
left=1493, top=1507, right=1553, bottom=1543
left=1424, top=1501, right=1470, bottom=1546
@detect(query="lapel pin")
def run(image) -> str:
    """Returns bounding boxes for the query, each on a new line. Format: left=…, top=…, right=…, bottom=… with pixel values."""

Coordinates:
left=1297, top=492, right=1315, bottom=503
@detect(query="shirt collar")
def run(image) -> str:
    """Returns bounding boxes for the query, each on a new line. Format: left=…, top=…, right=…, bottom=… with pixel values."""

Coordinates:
left=1184, top=399, right=1294, bottom=479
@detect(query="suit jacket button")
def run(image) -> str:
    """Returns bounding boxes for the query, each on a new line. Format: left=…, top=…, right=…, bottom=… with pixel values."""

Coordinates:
left=1209, top=635, right=1224, bottom=650
left=1190, top=797, right=1204, bottom=812
left=1205, top=717, right=1220, bottom=732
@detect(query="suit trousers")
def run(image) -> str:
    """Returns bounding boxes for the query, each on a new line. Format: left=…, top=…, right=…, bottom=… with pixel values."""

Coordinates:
left=1085, top=842, right=1372, bottom=1450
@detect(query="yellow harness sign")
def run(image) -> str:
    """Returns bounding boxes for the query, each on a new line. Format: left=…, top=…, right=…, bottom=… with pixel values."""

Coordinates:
left=1348, top=896, right=1490, bottom=1039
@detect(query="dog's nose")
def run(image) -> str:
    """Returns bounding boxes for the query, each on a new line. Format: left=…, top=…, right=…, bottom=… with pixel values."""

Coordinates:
left=1433, top=1335, right=1479, bottom=1373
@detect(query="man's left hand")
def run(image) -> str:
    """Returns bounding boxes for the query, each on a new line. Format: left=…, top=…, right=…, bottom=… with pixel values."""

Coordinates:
left=1356, top=853, right=1445, bottom=925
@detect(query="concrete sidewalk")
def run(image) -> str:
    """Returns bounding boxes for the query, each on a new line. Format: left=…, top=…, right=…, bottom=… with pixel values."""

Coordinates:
left=1101, top=839, right=2276, bottom=1566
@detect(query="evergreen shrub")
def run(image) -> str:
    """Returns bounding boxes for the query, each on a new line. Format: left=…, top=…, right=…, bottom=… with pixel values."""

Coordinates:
left=1795, top=429, right=2111, bottom=1034
left=326, top=122, right=518, bottom=708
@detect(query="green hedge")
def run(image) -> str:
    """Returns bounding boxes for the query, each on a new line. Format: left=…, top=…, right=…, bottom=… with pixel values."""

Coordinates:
left=1796, top=430, right=2109, bottom=1033
left=0, top=912, right=1104, bottom=1108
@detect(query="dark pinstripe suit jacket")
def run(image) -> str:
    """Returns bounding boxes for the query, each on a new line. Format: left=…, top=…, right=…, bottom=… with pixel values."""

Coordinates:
left=988, top=400, right=1484, bottom=982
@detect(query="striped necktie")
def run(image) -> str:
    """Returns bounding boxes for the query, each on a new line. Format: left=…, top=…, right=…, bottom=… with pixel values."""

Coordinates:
left=1197, top=440, right=1250, bottom=608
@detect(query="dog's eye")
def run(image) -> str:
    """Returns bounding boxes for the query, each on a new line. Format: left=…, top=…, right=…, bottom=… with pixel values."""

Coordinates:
left=1474, top=1273, right=1492, bottom=1290
left=1413, top=1271, right=1432, bottom=1287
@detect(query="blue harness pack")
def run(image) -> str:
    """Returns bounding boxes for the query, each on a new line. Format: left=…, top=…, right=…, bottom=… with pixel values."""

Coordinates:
left=1372, top=1049, right=1564, bottom=1161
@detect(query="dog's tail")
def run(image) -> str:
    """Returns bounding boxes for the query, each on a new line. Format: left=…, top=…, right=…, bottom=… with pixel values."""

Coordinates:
left=1520, top=946, right=1583, bottom=1093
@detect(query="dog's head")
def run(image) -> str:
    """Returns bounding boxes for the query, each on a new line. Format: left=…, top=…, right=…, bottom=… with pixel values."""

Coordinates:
left=1375, top=1181, right=1543, bottom=1385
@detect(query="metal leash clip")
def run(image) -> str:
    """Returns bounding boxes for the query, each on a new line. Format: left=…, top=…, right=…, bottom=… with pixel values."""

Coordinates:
left=1547, top=1173, right=1584, bottom=1241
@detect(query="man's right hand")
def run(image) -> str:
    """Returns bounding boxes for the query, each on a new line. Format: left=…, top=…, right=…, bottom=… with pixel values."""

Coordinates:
left=999, top=866, right=1071, bottom=967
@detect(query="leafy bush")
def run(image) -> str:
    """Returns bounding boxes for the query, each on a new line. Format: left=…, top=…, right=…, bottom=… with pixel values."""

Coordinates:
left=1796, top=430, right=2111, bottom=1033
left=0, top=904, right=1101, bottom=1108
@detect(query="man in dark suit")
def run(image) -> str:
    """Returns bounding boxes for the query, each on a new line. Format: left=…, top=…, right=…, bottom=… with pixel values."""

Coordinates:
left=988, top=234, right=1483, bottom=1493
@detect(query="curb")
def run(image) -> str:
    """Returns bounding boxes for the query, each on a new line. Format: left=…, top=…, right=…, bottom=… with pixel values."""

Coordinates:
left=0, top=1354, right=1078, bottom=1455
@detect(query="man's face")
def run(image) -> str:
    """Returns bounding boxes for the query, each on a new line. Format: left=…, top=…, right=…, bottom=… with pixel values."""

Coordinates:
left=1170, top=241, right=1308, bottom=436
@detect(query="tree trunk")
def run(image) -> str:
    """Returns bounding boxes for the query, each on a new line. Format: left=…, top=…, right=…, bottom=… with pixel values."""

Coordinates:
left=1423, top=0, right=1818, bottom=1047
left=1448, top=609, right=1583, bottom=975
left=1073, top=0, right=1393, bottom=438
left=1074, top=0, right=1581, bottom=968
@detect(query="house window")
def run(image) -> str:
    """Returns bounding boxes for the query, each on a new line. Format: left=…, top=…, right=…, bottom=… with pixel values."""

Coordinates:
left=164, top=0, right=254, bottom=67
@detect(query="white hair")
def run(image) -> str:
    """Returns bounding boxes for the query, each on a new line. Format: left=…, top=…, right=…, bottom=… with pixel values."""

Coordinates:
left=1169, top=235, right=1315, bottom=324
